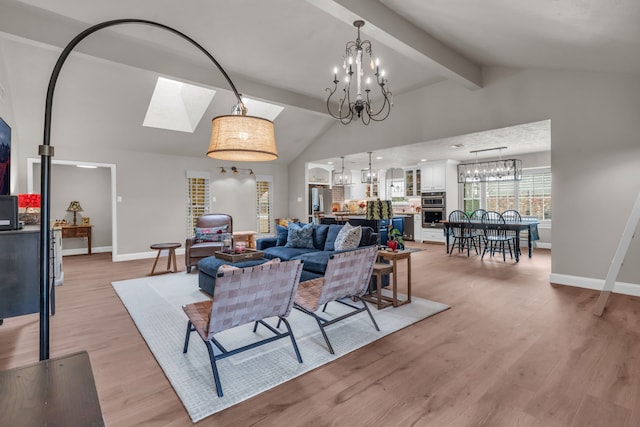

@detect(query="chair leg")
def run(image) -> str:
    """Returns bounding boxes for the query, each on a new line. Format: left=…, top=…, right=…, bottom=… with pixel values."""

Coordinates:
left=186, top=266, right=192, bottom=273
left=355, top=296, right=380, bottom=332
left=314, top=316, right=335, bottom=354
left=278, top=316, right=303, bottom=363
left=204, top=340, right=224, bottom=397
left=183, top=320, right=194, bottom=353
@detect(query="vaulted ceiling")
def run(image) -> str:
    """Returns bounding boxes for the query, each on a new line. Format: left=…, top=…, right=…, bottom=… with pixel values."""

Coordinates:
left=1, top=0, right=638, bottom=166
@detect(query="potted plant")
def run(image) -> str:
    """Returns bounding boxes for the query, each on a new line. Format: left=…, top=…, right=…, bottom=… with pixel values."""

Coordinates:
left=387, top=224, right=405, bottom=251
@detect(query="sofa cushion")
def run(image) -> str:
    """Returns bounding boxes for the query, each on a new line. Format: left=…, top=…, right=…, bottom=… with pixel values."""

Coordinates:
left=276, top=224, right=289, bottom=246
left=263, top=246, right=318, bottom=261
left=334, top=223, right=362, bottom=251
left=292, top=251, right=333, bottom=274
left=312, top=224, right=330, bottom=250
left=323, top=224, right=344, bottom=251
left=285, top=223, right=315, bottom=249
left=359, top=226, right=376, bottom=247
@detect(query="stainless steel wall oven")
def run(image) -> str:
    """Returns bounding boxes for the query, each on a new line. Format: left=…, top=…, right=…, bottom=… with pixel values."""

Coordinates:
left=421, top=191, right=446, bottom=228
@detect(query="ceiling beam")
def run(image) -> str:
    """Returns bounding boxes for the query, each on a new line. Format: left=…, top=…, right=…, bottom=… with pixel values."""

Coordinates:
left=305, top=0, right=483, bottom=89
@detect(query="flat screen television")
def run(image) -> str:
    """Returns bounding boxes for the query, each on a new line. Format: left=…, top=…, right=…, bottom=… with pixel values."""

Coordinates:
left=0, top=116, right=10, bottom=196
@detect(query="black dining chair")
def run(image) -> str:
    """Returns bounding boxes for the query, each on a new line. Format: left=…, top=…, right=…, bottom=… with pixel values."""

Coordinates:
left=448, top=210, right=478, bottom=256
left=481, top=211, right=513, bottom=261
left=502, top=209, right=522, bottom=257
left=469, top=209, right=487, bottom=250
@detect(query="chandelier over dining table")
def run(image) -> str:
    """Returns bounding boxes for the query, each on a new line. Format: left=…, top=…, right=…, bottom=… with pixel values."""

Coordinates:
left=325, top=20, right=393, bottom=125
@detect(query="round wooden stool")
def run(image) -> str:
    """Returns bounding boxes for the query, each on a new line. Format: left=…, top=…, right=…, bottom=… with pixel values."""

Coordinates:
left=149, top=243, right=181, bottom=276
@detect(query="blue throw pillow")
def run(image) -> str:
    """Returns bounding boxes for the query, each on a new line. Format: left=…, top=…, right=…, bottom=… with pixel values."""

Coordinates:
left=276, top=224, right=289, bottom=246
left=285, top=223, right=315, bottom=249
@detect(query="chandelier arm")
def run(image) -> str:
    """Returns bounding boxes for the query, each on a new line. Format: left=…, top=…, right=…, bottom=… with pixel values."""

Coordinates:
left=38, top=18, right=245, bottom=361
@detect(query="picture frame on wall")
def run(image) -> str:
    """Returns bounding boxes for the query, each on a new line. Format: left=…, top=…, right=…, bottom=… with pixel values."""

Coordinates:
left=0, top=117, right=10, bottom=196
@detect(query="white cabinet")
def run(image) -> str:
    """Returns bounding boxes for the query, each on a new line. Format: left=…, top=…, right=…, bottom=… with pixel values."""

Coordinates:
left=421, top=227, right=446, bottom=243
left=421, top=161, right=447, bottom=191
left=404, top=168, right=421, bottom=197
left=413, top=214, right=423, bottom=242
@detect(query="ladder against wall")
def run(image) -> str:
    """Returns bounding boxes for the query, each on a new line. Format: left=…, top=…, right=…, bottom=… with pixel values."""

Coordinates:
left=593, top=192, right=640, bottom=317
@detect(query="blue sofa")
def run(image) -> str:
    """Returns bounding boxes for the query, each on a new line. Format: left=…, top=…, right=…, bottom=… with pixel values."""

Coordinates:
left=256, top=223, right=379, bottom=282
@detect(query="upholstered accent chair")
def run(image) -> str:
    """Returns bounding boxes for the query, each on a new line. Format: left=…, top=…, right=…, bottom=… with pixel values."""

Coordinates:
left=292, top=246, right=379, bottom=354
left=182, top=259, right=304, bottom=397
left=185, top=213, right=232, bottom=273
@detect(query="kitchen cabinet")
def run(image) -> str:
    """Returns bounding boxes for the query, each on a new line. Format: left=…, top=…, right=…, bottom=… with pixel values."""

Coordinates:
left=413, top=213, right=422, bottom=243
left=404, top=168, right=421, bottom=197
left=421, top=161, right=447, bottom=191
left=421, top=227, right=446, bottom=243
left=0, top=227, right=40, bottom=320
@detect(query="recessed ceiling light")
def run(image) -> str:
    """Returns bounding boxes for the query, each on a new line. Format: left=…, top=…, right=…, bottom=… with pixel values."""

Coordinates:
left=327, top=161, right=333, bottom=165
left=450, top=144, right=464, bottom=149
left=77, top=165, right=98, bottom=169
left=420, top=158, right=427, bottom=162
left=376, top=156, right=383, bottom=160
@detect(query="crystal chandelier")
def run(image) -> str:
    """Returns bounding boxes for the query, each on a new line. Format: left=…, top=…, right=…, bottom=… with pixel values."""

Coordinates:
left=325, top=20, right=393, bottom=125
left=457, top=147, right=522, bottom=183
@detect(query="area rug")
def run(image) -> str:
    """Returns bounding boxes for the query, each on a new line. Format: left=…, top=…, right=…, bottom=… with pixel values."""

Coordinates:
left=112, top=273, right=449, bottom=423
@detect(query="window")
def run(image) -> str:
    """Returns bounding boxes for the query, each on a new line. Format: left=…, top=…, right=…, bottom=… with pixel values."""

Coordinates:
left=255, top=175, right=273, bottom=234
left=461, top=169, right=552, bottom=221
left=485, top=180, right=516, bottom=212
left=462, top=182, right=481, bottom=214
left=186, top=171, right=210, bottom=237
left=519, top=171, right=552, bottom=220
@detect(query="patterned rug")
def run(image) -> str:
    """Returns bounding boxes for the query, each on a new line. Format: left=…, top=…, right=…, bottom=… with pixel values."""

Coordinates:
left=112, top=273, right=449, bottom=423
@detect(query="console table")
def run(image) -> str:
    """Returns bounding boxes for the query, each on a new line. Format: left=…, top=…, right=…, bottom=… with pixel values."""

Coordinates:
left=0, top=351, right=104, bottom=426
left=61, top=225, right=93, bottom=255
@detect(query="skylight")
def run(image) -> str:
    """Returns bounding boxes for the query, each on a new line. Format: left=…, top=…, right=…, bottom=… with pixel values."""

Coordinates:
left=241, top=97, right=284, bottom=121
left=143, top=77, right=216, bottom=133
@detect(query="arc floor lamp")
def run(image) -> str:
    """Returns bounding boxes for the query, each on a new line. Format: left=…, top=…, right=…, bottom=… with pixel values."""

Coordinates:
left=38, top=19, right=278, bottom=360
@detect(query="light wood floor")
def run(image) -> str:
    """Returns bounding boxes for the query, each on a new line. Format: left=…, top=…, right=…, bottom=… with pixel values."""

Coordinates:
left=2, top=243, right=639, bottom=426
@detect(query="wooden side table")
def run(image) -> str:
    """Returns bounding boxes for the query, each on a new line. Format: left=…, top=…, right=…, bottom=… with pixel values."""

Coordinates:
left=149, top=243, right=181, bottom=276
left=376, top=249, right=412, bottom=307
left=233, top=230, right=257, bottom=249
left=61, top=225, right=93, bottom=255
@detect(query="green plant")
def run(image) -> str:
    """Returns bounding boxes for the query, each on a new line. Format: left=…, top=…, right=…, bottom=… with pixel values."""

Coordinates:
left=387, top=225, right=405, bottom=247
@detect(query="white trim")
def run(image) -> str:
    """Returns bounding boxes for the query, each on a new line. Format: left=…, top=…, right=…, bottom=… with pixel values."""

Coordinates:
left=27, top=157, right=118, bottom=262
left=61, top=246, right=113, bottom=257
left=113, top=247, right=185, bottom=263
left=550, top=273, right=640, bottom=297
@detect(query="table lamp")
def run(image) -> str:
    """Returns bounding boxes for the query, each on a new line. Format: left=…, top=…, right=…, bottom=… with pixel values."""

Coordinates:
left=66, top=200, right=83, bottom=226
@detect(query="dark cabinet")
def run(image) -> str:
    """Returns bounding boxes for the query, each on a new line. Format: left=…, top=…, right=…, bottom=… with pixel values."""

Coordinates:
left=0, top=226, right=40, bottom=320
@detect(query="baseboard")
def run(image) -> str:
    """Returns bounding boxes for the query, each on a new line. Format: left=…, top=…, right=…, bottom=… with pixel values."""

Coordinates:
left=62, top=246, right=112, bottom=256
left=550, top=273, right=640, bottom=297
left=114, top=247, right=186, bottom=262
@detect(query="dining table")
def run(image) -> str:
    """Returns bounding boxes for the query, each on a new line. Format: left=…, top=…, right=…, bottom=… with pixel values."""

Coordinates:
left=441, top=218, right=540, bottom=261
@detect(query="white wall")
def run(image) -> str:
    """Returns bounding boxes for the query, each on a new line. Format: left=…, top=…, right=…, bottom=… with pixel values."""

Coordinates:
left=289, top=67, right=640, bottom=289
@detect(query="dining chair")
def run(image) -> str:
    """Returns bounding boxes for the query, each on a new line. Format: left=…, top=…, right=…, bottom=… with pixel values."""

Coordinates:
left=502, top=209, right=522, bottom=257
left=468, top=209, right=487, bottom=250
left=448, top=210, right=478, bottom=256
left=481, top=211, right=514, bottom=261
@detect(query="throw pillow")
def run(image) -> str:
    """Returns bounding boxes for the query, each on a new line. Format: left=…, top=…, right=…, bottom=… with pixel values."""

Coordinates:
left=285, top=223, right=315, bottom=249
left=276, top=224, right=289, bottom=246
left=194, top=225, right=229, bottom=242
left=334, top=223, right=362, bottom=251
